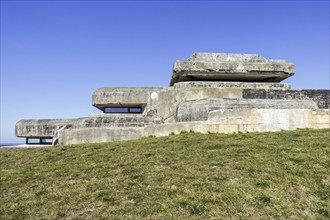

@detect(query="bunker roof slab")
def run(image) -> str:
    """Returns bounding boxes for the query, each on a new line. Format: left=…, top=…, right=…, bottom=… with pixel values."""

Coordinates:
left=170, top=53, right=294, bottom=86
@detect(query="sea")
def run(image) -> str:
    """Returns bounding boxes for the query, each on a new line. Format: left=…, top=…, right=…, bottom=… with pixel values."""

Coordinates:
left=0, top=143, right=25, bottom=149
left=0, top=143, right=54, bottom=150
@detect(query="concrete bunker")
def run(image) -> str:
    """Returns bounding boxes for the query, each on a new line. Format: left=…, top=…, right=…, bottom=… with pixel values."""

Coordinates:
left=15, top=53, right=330, bottom=145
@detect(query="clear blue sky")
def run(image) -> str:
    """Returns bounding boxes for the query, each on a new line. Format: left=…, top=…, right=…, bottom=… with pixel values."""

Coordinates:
left=1, top=0, right=329, bottom=143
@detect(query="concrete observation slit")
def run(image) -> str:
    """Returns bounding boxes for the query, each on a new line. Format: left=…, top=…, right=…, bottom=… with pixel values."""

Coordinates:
left=26, top=137, right=53, bottom=145
left=104, top=107, right=143, bottom=114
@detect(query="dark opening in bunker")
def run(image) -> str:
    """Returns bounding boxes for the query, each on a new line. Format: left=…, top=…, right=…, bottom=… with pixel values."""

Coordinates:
left=26, top=137, right=53, bottom=145
left=104, top=107, right=142, bottom=114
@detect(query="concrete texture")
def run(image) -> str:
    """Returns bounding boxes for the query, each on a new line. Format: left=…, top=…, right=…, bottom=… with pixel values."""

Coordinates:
left=150, top=87, right=243, bottom=123
left=92, top=87, right=165, bottom=112
left=188, top=53, right=268, bottom=62
left=176, top=99, right=318, bottom=122
left=16, top=119, right=74, bottom=138
left=243, top=89, right=330, bottom=109
left=207, top=109, right=330, bottom=131
left=174, top=81, right=291, bottom=90
left=58, top=108, right=330, bottom=145
left=16, top=114, right=162, bottom=138
left=170, top=53, right=294, bottom=86
left=59, top=127, right=145, bottom=145
left=15, top=52, right=330, bottom=145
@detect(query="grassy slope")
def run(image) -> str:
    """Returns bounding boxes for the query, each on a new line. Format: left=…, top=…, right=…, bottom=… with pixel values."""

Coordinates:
left=1, top=129, right=329, bottom=219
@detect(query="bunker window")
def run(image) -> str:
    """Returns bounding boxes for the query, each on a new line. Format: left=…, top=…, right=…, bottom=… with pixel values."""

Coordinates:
left=104, top=107, right=142, bottom=114
left=26, top=138, right=53, bottom=145
left=104, top=107, right=128, bottom=113
left=128, top=107, right=142, bottom=113
left=41, top=139, right=53, bottom=144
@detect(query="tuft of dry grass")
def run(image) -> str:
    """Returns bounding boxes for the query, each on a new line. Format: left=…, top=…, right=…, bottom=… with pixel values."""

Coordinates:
left=1, top=129, right=329, bottom=219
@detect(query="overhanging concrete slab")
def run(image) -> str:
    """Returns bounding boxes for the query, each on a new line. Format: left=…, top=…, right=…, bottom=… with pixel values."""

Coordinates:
left=170, top=53, right=294, bottom=86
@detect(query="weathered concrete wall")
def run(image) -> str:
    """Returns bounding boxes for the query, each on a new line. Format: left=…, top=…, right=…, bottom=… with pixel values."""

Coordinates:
left=74, top=114, right=162, bottom=128
left=16, top=119, right=74, bottom=138
left=170, top=53, right=294, bottom=86
left=59, top=109, right=329, bottom=145
left=59, top=127, right=145, bottom=145
left=16, top=115, right=163, bottom=138
left=92, top=87, right=165, bottom=112
left=149, top=87, right=242, bottom=122
left=176, top=99, right=318, bottom=122
left=208, top=109, right=330, bottom=131
left=92, top=82, right=295, bottom=122
left=172, top=61, right=294, bottom=85
left=243, top=89, right=330, bottom=109
left=188, top=53, right=268, bottom=62
left=174, top=81, right=291, bottom=90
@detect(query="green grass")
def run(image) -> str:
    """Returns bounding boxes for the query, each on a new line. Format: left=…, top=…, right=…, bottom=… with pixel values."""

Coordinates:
left=1, top=129, right=329, bottom=219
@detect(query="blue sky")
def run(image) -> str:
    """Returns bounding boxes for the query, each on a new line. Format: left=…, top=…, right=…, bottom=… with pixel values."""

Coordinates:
left=1, top=0, right=329, bottom=143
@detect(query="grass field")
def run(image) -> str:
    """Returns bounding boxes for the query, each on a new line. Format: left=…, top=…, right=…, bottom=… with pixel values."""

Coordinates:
left=1, top=129, right=329, bottom=219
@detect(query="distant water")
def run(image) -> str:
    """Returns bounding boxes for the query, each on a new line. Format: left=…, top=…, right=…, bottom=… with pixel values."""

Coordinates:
left=0, top=143, right=53, bottom=150
left=0, top=143, right=24, bottom=149
left=0, top=143, right=21, bottom=146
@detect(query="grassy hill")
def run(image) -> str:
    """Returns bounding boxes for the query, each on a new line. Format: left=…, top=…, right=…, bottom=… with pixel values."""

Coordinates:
left=1, top=129, right=329, bottom=219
